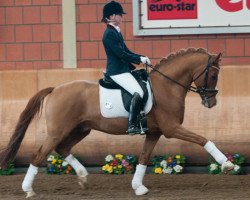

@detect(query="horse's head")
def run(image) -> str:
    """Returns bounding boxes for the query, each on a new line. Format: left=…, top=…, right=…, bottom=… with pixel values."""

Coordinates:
left=192, top=53, right=222, bottom=108
left=149, top=48, right=222, bottom=109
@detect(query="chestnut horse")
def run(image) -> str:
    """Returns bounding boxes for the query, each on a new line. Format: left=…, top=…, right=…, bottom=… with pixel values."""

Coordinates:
left=0, top=48, right=234, bottom=197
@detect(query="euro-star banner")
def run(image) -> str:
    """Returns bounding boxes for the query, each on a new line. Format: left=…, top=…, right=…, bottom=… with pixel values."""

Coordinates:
left=142, top=0, right=250, bottom=28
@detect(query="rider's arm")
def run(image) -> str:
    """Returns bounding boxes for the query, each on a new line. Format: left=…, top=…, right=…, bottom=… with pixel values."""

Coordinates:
left=105, top=31, right=141, bottom=64
left=120, top=33, right=151, bottom=65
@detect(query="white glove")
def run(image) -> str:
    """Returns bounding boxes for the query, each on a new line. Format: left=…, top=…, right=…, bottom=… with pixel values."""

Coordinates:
left=140, top=56, right=151, bottom=65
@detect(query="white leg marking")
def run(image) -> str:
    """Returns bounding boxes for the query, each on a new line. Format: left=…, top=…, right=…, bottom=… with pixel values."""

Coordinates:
left=204, top=141, right=235, bottom=173
left=65, top=154, right=88, bottom=188
left=204, top=141, right=227, bottom=164
left=22, top=164, right=38, bottom=198
left=132, top=164, right=149, bottom=195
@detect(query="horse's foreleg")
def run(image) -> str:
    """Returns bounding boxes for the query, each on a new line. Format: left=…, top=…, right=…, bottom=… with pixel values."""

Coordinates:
left=168, top=125, right=234, bottom=172
left=132, top=133, right=161, bottom=196
left=55, top=126, right=91, bottom=188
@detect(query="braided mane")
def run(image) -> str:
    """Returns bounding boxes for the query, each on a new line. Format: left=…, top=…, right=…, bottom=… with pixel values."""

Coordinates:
left=154, top=48, right=209, bottom=69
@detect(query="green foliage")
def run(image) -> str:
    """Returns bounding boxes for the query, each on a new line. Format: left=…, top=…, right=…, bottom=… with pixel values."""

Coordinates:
left=0, top=163, right=15, bottom=176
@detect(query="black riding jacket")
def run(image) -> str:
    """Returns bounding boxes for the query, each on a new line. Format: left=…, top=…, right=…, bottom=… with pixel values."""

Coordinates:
left=102, top=24, right=142, bottom=76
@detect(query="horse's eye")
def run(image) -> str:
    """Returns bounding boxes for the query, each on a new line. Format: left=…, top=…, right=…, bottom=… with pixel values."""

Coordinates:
left=211, top=75, right=217, bottom=80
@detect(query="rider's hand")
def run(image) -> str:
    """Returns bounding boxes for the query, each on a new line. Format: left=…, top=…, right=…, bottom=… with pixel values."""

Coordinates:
left=140, top=56, right=151, bottom=65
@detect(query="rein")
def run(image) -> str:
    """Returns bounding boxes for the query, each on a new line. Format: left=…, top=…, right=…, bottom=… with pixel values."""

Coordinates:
left=146, top=56, right=219, bottom=98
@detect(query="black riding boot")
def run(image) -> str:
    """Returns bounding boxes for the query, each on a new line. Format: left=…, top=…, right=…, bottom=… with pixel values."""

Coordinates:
left=127, top=92, right=143, bottom=135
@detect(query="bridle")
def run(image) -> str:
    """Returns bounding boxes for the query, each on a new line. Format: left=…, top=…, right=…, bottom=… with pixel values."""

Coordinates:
left=146, top=55, right=220, bottom=101
left=192, top=56, right=219, bottom=101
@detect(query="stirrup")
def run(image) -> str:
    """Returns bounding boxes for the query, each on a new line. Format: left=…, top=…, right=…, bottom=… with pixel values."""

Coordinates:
left=127, top=126, right=147, bottom=135
left=127, top=126, right=142, bottom=135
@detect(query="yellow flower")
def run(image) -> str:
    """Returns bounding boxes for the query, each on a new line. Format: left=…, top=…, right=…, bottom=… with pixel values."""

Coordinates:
left=58, top=160, right=62, bottom=164
left=115, top=154, right=123, bottom=160
left=175, top=155, right=181, bottom=159
left=51, top=159, right=57, bottom=164
left=107, top=166, right=113, bottom=173
left=155, top=167, right=163, bottom=174
left=102, top=164, right=109, bottom=171
left=118, top=165, right=122, bottom=169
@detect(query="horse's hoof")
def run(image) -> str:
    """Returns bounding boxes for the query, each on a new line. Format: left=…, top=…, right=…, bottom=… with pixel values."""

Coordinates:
left=221, top=160, right=234, bottom=173
left=78, top=176, right=88, bottom=189
left=134, top=185, right=149, bottom=195
left=26, top=190, right=36, bottom=198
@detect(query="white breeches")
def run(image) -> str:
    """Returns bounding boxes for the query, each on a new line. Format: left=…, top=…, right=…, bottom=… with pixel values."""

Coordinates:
left=110, top=72, right=144, bottom=98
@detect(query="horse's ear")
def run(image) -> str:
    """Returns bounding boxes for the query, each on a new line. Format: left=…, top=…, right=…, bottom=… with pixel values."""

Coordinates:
left=214, top=52, right=222, bottom=64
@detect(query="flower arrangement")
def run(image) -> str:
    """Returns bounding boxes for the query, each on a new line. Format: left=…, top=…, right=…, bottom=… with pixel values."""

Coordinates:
left=151, top=154, right=186, bottom=174
left=46, top=154, right=76, bottom=175
left=208, top=153, right=245, bottom=175
left=0, top=162, right=15, bottom=176
left=102, top=154, right=137, bottom=174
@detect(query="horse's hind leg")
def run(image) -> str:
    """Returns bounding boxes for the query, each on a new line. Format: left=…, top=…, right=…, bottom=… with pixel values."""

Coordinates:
left=168, top=125, right=234, bottom=172
left=55, top=124, right=91, bottom=188
left=22, top=135, right=63, bottom=198
left=132, top=133, right=161, bottom=195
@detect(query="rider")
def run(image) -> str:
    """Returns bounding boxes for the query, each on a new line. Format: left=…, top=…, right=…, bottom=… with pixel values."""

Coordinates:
left=101, top=1, right=151, bottom=135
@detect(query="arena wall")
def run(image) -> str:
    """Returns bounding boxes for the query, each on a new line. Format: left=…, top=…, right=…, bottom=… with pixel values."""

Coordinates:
left=0, top=66, right=249, bottom=166
left=0, top=0, right=250, bottom=70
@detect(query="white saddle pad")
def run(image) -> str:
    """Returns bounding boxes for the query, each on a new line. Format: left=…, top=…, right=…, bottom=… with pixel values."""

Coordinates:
left=99, top=81, right=153, bottom=118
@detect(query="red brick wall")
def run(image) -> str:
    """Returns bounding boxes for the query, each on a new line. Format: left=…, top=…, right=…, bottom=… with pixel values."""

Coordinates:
left=0, top=0, right=63, bottom=70
left=1, top=0, right=250, bottom=70
left=76, top=0, right=250, bottom=67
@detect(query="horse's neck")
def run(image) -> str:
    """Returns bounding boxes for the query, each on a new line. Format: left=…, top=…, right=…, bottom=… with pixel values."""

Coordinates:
left=151, top=54, right=208, bottom=99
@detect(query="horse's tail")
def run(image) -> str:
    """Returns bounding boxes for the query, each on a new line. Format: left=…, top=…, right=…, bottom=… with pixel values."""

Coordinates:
left=0, top=87, right=54, bottom=168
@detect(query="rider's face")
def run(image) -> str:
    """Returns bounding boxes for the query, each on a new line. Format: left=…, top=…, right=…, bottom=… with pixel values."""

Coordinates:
left=110, top=14, right=123, bottom=26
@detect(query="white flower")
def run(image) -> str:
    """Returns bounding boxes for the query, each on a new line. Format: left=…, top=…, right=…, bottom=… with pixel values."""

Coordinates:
left=160, top=160, right=167, bottom=168
left=62, top=161, right=69, bottom=167
left=234, top=164, right=240, bottom=172
left=105, top=155, right=114, bottom=162
left=173, top=165, right=183, bottom=173
left=163, top=167, right=173, bottom=174
left=47, top=155, right=54, bottom=162
left=210, top=163, right=218, bottom=171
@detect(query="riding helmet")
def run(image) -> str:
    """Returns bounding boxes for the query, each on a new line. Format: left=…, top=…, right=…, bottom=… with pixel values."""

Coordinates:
left=102, top=1, right=126, bottom=22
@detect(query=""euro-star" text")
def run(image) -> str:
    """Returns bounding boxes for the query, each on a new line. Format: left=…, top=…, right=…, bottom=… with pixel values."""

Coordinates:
left=149, top=0, right=196, bottom=12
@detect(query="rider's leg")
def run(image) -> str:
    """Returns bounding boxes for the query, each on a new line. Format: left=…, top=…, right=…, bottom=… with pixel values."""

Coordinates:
left=127, top=92, right=143, bottom=134
left=110, top=73, right=144, bottom=99
left=110, top=73, right=145, bottom=135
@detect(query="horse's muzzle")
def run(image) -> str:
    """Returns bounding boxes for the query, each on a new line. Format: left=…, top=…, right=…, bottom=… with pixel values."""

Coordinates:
left=201, top=97, right=217, bottom=108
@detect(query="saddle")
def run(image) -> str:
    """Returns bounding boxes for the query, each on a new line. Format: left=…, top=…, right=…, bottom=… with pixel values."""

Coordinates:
left=99, top=69, right=149, bottom=112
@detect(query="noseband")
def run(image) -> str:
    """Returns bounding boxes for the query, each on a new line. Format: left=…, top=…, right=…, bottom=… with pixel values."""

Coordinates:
left=146, top=56, right=219, bottom=100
